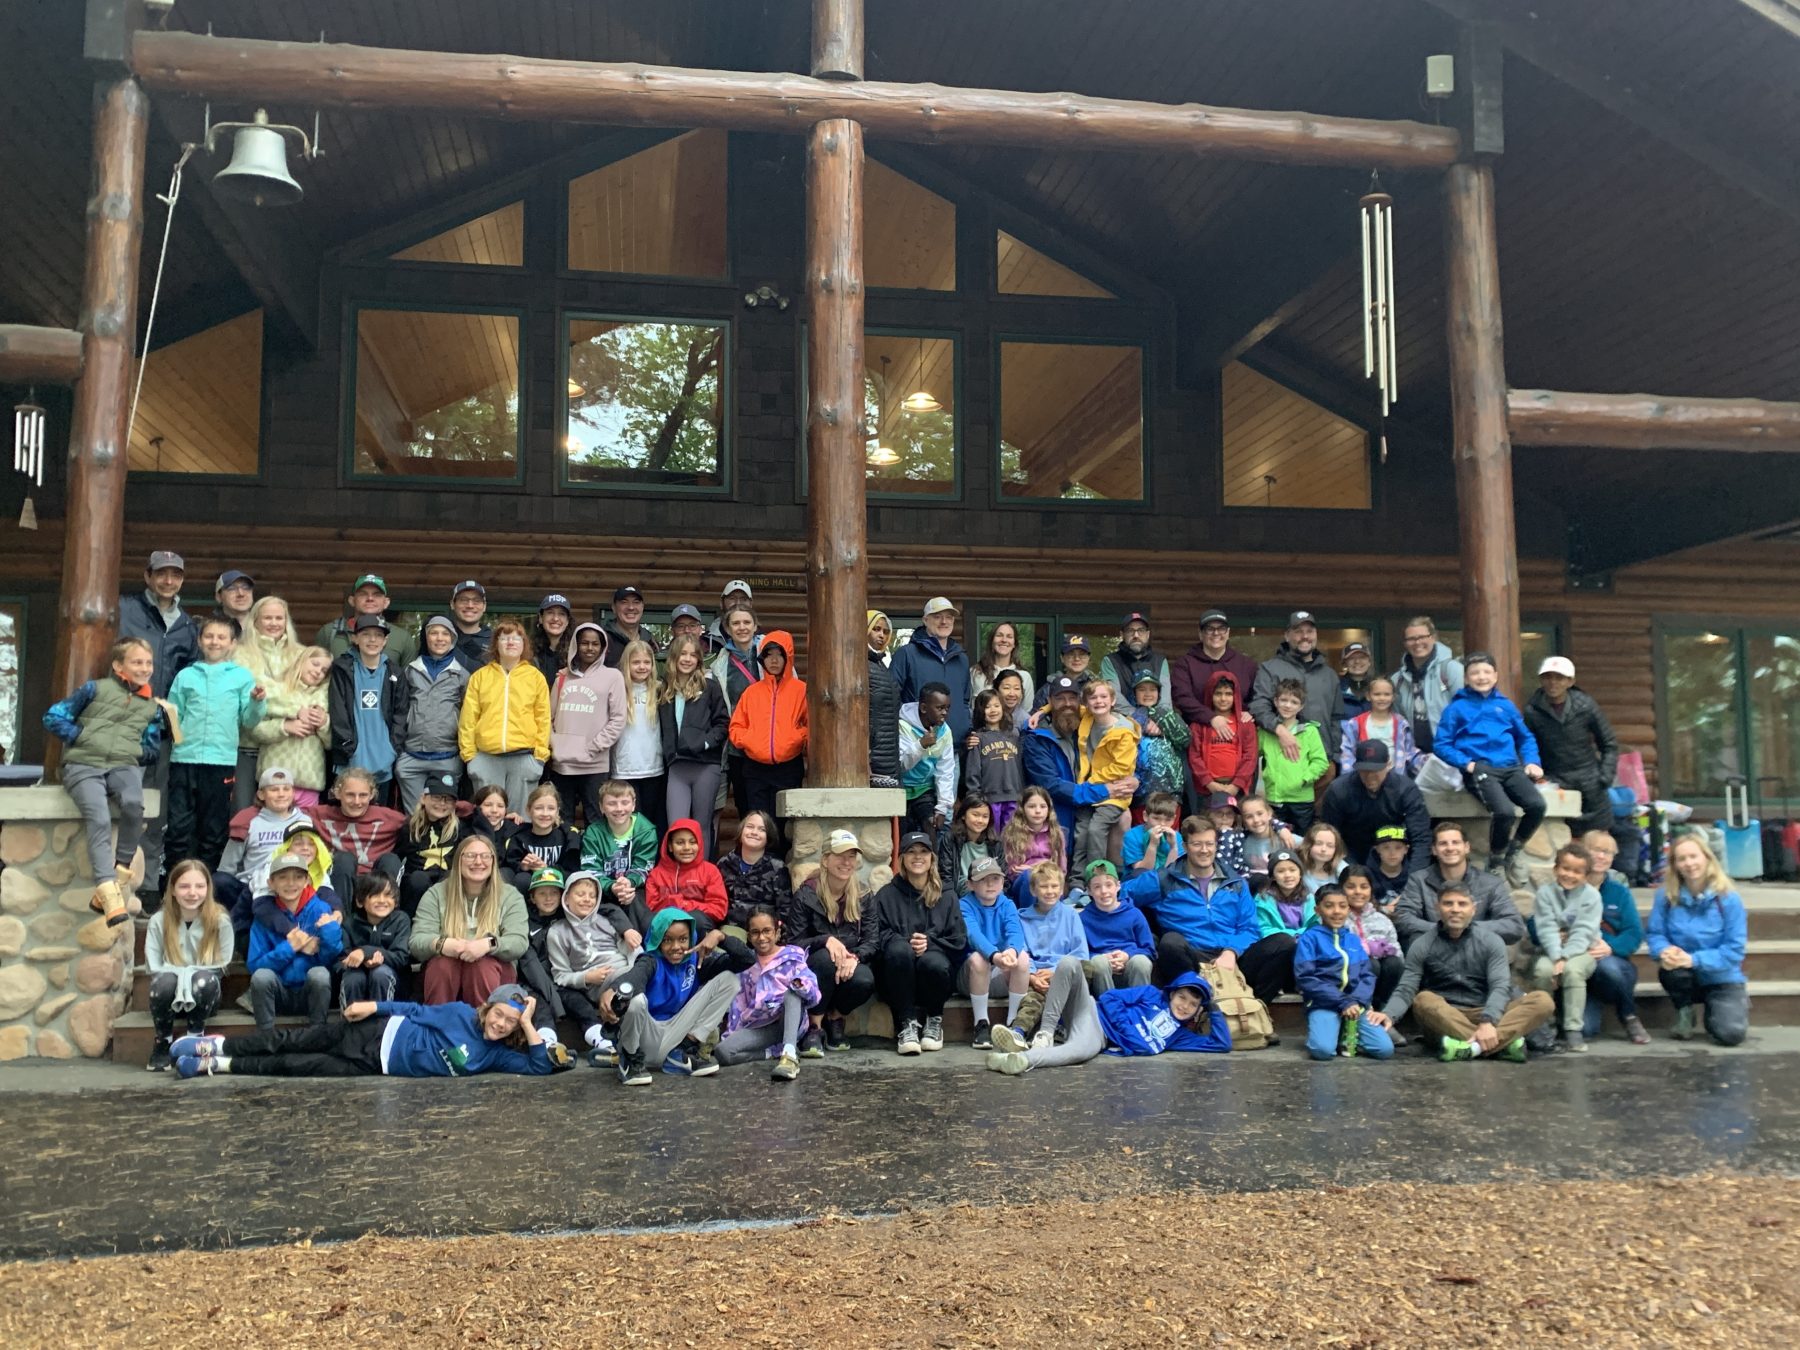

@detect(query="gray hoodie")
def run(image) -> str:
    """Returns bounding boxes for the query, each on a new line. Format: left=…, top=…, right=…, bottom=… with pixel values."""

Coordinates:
left=546, top=870, right=635, bottom=986
left=548, top=624, right=628, bottom=775
left=1528, top=880, right=1602, bottom=963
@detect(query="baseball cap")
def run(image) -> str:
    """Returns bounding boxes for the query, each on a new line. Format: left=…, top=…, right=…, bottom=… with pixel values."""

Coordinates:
left=423, top=770, right=459, bottom=799
left=1121, top=611, right=1150, bottom=630
left=1199, top=609, right=1229, bottom=628
left=351, top=613, right=390, bottom=634
left=1045, top=674, right=1083, bottom=697
left=1206, top=792, right=1239, bottom=810
left=670, top=603, right=704, bottom=623
left=529, top=867, right=566, bottom=892
left=1375, top=825, right=1408, bottom=844
left=1539, top=656, right=1576, bottom=678
left=147, top=550, right=185, bottom=572
left=1269, top=848, right=1300, bottom=869
left=824, top=828, right=862, bottom=856
left=258, top=766, right=296, bottom=789
left=1084, top=858, right=1119, bottom=882
left=922, top=596, right=959, bottom=618
left=1342, top=642, right=1370, bottom=657
left=538, top=593, right=571, bottom=613
left=487, top=983, right=532, bottom=1012
left=898, top=831, right=935, bottom=854
left=452, top=579, right=485, bottom=599
left=968, top=857, right=1006, bottom=882
left=1061, top=634, right=1091, bottom=653
left=613, top=584, right=644, bottom=602
left=281, top=819, right=318, bottom=841
left=1353, top=738, right=1391, bottom=771
left=1132, top=668, right=1161, bottom=687
left=1286, top=610, right=1317, bottom=628
left=267, top=849, right=310, bottom=877
left=721, top=579, right=753, bottom=598
left=352, top=573, right=387, bottom=594
left=215, top=568, right=254, bottom=592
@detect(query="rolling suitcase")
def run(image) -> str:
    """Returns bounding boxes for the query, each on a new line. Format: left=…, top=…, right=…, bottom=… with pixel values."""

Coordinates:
left=1720, top=778, right=1762, bottom=881
left=1758, top=777, right=1799, bottom=882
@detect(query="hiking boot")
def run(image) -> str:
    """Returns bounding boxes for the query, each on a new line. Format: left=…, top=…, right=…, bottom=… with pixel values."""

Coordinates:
left=1438, top=1036, right=1475, bottom=1062
left=1501, top=1037, right=1529, bottom=1063
left=147, top=1037, right=173, bottom=1072
left=920, top=1016, right=945, bottom=1051
left=1671, top=1006, right=1697, bottom=1040
left=1563, top=1030, right=1587, bottom=1053
left=799, top=1028, right=825, bottom=1059
left=823, top=1016, right=851, bottom=1051
left=616, top=1051, right=652, bottom=1086
left=897, top=1020, right=922, bottom=1055
left=90, top=879, right=129, bottom=928
left=1503, top=845, right=1533, bottom=888
left=989, top=1024, right=1028, bottom=1053
left=970, top=1019, right=993, bottom=1050
left=1623, top=1015, right=1651, bottom=1045
left=987, top=1051, right=1030, bottom=1076
left=170, top=1033, right=225, bottom=1060
left=770, top=1051, right=800, bottom=1082
left=544, top=1043, right=576, bottom=1073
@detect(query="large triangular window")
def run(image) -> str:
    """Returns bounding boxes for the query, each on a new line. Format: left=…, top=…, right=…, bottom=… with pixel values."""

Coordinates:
left=866, top=160, right=956, bottom=291
left=996, top=229, right=1113, bottom=298
left=390, top=201, right=524, bottom=267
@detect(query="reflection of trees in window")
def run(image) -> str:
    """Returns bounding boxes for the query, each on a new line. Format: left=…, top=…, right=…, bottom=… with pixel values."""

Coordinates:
left=0, top=603, right=19, bottom=762
left=1749, top=634, right=1800, bottom=792
left=1663, top=632, right=1741, bottom=797
left=353, top=309, right=519, bottom=478
left=566, top=320, right=724, bottom=485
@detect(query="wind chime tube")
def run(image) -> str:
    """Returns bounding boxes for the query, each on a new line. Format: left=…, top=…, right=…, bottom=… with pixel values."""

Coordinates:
left=1383, top=200, right=1398, bottom=404
left=1360, top=207, right=1374, bottom=379
left=1372, top=202, right=1389, bottom=415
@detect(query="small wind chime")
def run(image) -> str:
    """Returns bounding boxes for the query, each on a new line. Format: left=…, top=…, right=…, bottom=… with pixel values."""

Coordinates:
left=12, top=389, right=45, bottom=530
left=1359, top=174, right=1397, bottom=463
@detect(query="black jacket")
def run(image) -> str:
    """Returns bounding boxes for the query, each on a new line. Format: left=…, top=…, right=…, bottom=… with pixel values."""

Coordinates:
left=868, top=649, right=901, bottom=781
left=721, top=851, right=793, bottom=929
left=500, top=824, right=581, bottom=878
left=117, top=591, right=197, bottom=699
left=340, top=909, right=413, bottom=973
left=1318, top=769, right=1432, bottom=872
left=603, top=624, right=655, bottom=669
left=327, top=652, right=411, bottom=773
left=1523, top=687, right=1619, bottom=787
left=871, top=876, right=967, bottom=960
left=782, top=876, right=879, bottom=962
left=658, top=676, right=730, bottom=765
left=453, top=625, right=491, bottom=672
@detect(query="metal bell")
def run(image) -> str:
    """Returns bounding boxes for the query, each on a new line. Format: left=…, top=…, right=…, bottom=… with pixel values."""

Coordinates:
left=213, top=111, right=302, bottom=207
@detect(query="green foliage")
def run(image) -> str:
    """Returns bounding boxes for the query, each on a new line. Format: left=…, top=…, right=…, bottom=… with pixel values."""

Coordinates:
left=568, top=322, right=723, bottom=480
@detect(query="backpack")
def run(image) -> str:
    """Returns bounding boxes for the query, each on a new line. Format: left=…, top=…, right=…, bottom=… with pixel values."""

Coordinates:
left=1201, top=960, right=1274, bottom=1050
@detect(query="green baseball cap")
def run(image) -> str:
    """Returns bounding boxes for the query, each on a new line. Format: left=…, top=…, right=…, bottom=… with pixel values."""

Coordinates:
left=352, top=573, right=388, bottom=594
left=1084, top=859, right=1119, bottom=881
left=529, top=867, right=566, bottom=891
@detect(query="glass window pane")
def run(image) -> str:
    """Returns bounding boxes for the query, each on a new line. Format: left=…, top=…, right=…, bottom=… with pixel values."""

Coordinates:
left=1221, top=362, right=1370, bottom=509
left=866, top=160, right=955, bottom=291
left=1747, top=632, right=1800, bottom=801
left=1661, top=630, right=1743, bottom=799
left=0, top=601, right=20, bottom=762
left=391, top=201, right=524, bottom=266
left=996, top=230, right=1113, bottom=298
left=999, top=341, right=1143, bottom=501
left=352, top=309, right=519, bottom=479
left=565, top=318, right=725, bottom=488
left=864, top=333, right=955, bottom=494
left=129, top=311, right=261, bottom=475
left=567, top=131, right=727, bottom=278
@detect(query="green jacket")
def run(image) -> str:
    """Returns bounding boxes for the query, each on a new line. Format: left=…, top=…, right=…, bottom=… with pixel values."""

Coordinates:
left=48, top=676, right=165, bottom=771
left=409, top=880, right=529, bottom=963
left=1257, top=721, right=1328, bottom=804
left=580, top=813, right=660, bottom=890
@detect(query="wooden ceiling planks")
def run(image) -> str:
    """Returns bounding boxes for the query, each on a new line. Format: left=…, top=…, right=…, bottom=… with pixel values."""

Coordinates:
left=1221, top=361, right=1370, bottom=510
left=566, top=130, right=728, bottom=279
left=127, top=311, right=262, bottom=475
left=865, top=160, right=956, bottom=292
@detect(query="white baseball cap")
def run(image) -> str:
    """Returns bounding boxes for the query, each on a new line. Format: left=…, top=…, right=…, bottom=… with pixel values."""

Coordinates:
left=721, top=579, right=753, bottom=598
left=1538, top=656, right=1576, bottom=678
left=922, top=596, right=959, bottom=618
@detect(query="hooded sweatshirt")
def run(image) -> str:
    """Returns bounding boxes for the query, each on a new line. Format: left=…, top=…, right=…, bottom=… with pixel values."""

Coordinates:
left=899, top=700, right=958, bottom=815
left=1080, top=898, right=1156, bottom=960
left=546, top=870, right=636, bottom=985
left=1097, top=971, right=1231, bottom=1056
left=248, top=825, right=336, bottom=938
left=644, top=819, right=729, bottom=925
left=725, top=943, right=821, bottom=1036
left=604, top=907, right=735, bottom=1020
left=1433, top=686, right=1540, bottom=772
left=1171, top=642, right=1259, bottom=729
left=727, top=630, right=807, bottom=765
left=1185, top=670, right=1258, bottom=797
left=1391, top=641, right=1465, bottom=753
left=549, top=623, right=628, bottom=775
left=1250, top=641, right=1347, bottom=763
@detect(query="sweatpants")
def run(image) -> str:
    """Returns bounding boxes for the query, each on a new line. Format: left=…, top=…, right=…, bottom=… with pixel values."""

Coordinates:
left=61, top=762, right=145, bottom=883
left=1020, top=957, right=1107, bottom=1071
left=139, top=738, right=173, bottom=890
left=249, top=965, right=332, bottom=1031
left=421, top=954, right=515, bottom=1008
left=339, top=963, right=400, bottom=1007
left=223, top=1016, right=389, bottom=1077
left=148, top=968, right=222, bottom=1038
left=1584, top=953, right=1640, bottom=1037
left=1305, top=1007, right=1395, bottom=1060
left=467, top=751, right=544, bottom=818
left=1465, top=764, right=1546, bottom=855
left=617, top=973, right=736, bottom=1066
left=1524, top=950, right=1598, bottom=1032
left=877, top=941, right=955, bottom=1026
left=716, top=989, right=809, bottom=1065
left=165, top=761, right=236, bottom=873
left=664, top=760, right=723, bottom=857
left=1410, top=990, right=1554, bottom=1049
left=1072, top=803, right=1125, bottom=877
left=806, top=949, right=877, bottom=1016
left=396, top=753, right=460, bottom=816
left=544, top=768, right=606, bottom=832
left=1085, top=953, right=1154, bottom=991
left=1658, top=969, right=1749, bottom=1046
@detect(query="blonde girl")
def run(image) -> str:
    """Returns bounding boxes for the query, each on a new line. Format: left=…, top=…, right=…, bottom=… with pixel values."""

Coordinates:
left=659, top=632, right=729, bottom=856
left=233, top=595, right=305, bottom=810
left=399, top=769, right=462, bottom=914
left=144, top=859, right=233, bottom=1069
left=251, top=644, right=332, bottom=805
left=612, top=638, right=667, bottom=833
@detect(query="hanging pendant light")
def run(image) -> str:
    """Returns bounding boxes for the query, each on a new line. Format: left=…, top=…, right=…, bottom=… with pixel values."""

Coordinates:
left=866, top=440, right=900, bottom=467
left=13, top=388, right=44, bottom=530
left=900, top=335, right=941, bottom=413
left=1358, top=174, right=1398, bottom=416
left=567, top=377, right=586, bottom=399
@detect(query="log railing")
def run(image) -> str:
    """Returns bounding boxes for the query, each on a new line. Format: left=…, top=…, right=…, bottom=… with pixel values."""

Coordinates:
left=0, top=325, right=84, bottom=385
left=1508, top=389, right=1800, bottom=453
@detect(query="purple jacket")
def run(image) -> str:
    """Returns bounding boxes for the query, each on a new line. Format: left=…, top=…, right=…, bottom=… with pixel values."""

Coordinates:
left=724, top=944, right=821, bottom=1034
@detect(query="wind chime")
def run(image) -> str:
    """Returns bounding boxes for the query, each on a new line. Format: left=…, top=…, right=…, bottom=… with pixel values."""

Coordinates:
left=12, top=389, right=44, bottom=530
left=1359, top=174, right=1398, bottom=463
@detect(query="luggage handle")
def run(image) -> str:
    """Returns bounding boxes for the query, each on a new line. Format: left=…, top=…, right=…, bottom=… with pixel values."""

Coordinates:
left=1756, top=775, right=1790, bottom=814
left=1723, top=777, right=1751, bottom=830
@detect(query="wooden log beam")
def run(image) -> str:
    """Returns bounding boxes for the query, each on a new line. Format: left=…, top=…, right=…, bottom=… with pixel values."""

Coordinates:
left=0, top=325, right=85, bottom=385
left=129, top=30, right=1462, bottom=172
left=1443, top=161, right=1523, bottom=700
left=1508, top=389, right=1800, bottom=453
left=55, top=76, right=150, bottom=704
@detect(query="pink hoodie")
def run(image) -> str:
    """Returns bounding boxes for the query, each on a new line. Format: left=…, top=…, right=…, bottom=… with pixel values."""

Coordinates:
left=548, top=623, right=628, bottom=775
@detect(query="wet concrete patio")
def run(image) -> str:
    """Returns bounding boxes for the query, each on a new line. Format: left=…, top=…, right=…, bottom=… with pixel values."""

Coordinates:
left=4, top=1035, right=1798, bottom=1260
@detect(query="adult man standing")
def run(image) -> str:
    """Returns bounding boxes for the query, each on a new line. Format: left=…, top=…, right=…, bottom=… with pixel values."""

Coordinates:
left=1023, top=675, right=1136, bottom=842
left=315, top=574, right=418, bottom=668
left=890, top=596, right=973, bottom=745
left=118, top=549, right=198, bottom=901
left=1249, top=611, right=1345, bottom=785
left=603, top=584, right=652, bottom=668
left=1369, top=885, right=1554, bottom=1060
left=1171, top=609, right=1258, bottom=730
left=449, top=580, right=493, bottom=670
left=1318, top=740, right=1432, bottom=872
left=1392, top=820, right=1525, bottom=949
left=1523, top=656, right=1621, bottom=842
left=1391, top=615, right=1463, bottom=758
left=213, top=569, right=255, bottom=640
left=1101, top=612, right=1171, bottom=712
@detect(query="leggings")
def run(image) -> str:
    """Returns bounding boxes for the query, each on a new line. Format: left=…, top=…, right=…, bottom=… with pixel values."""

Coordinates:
left=807, top=949, right=877, bottom=1017
left=221, top=1016, right=390, bottom=1077
left=148, top=968, right=222, bottom=1037
left=665, top=760, right=724, bottom=857
left=716, top=989, right=810, bottom=1064
left=1020, top=957, right=1108, bottom=1071
left=1465, top=764, right=1546, bottom=855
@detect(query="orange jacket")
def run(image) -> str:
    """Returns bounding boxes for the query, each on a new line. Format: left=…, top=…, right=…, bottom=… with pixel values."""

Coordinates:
left=728, top=631, right=808, bottom=765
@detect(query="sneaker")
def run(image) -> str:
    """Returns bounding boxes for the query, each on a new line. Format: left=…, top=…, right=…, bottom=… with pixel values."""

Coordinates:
left=920, top=1016, right=945, bottom=1052
left=971, top=1019, right=993, bottom=1050
left=1671, top=1006, right=1697, bottom=1040
left=1388, top=1027, right=1409, bottom=1048
left=1501, top=1037, right=1529, bottom=1063
left=170, top=1033, right=224, bottom=1060
left=544, top=1043, right=576, bottom=1073
left=1563, top=1030, right=1588, bottom=1053
left=823, top=1016, right=851, bottom=1051
left=770, top=1051, right=800, bottom=1082
left=586, top=1046, right=617, bottom=1069
left=147, top=1038, right=173, bottom=1072
left=1030, top=1028, right=1056, bottom=1052
left=175, top=1051, right=216, bottom=1078
left=989, top=1024, right=1028, bottom=1053
left=662, top=1047, right=695, bottom=1075
left=799, top=1028, right=825, bottom=1060
left=616, top=1051, right=652, bottom=1086
left=688, top=1041, right=720, bottom=1077
left=897, top=1020, right=922, bottom=1055
left=987, top=1051, right=1030, bottom=1076
left=1623, top=1015, right=1651, bottom=1045
left=1504, top=846, right=1533, bottom=887
left=1438, top=1036, right=1475, bottom=1062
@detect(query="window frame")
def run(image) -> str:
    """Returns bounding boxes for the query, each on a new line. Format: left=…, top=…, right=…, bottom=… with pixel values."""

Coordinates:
left=991, top=330, right=1152, bottom=510
left=0, top=594, right=26, bottom=767
left=1216, top=360, right=1377, bottom=515
left=1654, top=615, right=1797, bottom=809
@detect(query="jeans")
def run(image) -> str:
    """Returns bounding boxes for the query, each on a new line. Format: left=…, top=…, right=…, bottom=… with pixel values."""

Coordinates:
left=1583, top=953, right=1640, bottom=1037
left=1305, top=1007, right=1396, bottom=1060
left=1465, top=764, right=1546, bottom=855
left=249, top=965, right=332, bottom=1031
left=1658, top=968, right=1749, bottom=1046
left=61, top=762, right=145, bottom=883
left=1084, top=953, right=1154, bottom=991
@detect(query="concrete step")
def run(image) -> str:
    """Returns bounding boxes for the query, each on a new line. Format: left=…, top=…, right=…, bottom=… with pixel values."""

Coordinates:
left=1631, top=940, right=1800, bottom=984
left=112, top=1010, right=271, bottom=1067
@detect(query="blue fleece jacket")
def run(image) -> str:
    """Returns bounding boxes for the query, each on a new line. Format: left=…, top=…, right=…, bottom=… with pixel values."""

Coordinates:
left=1017, top=900, right=1089, bottom=970
left=1022, top=722, right=1109, bottom=839
left=1596, top=872, right=1644, bottom=958
left=1432, top=686, right=1540, bottom=771
left=959, top=893, right=1028, bottom=958
left=1647, top=884, right=1747, bottom=986
left=1120, top=859, right=1260, bottom=955
left=370, top=1000, right=552, bottom=1077
left=1294, top=923, right=1376, bottom=1014
left=1079, top=900, right=1156, bottom=960
left=246, top=893, right=344, bottom=986
left=1098, top=971, right=1231, bottom=1055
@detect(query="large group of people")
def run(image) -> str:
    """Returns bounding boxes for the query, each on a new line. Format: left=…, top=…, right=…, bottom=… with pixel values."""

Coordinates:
left=35, top=549, right=1752, bottom=1084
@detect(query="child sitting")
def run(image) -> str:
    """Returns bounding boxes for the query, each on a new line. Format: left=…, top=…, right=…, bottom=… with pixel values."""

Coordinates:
left=42, top=636, right=174, bottom=927
left=719, top=810, right=793, bottom=934
left=500, top=783, right=580, bottom=892
left=579, top=780, right=660, bottom=909
left=1001, top=786, right=1065, bottom=878
left=1078, top=861, right=1154, bottom=990
left=963, top=691, right=1023, bottom=833
left=1295, top=883, right=1396, bottom=1061
left=311, top=766, right=407, bottom=901
left=1255, top=850, right=1315, bottom=944
left=1432, top=651, right=1545, bottom=884
left=645, top=819, right=730, bottom=932
left=1125, top=669, right=1188, bottom=809
left=1238, top=795, right=1295, bottom=887
left=1525, top=843, right=1603, bottom=1053
left=1121, top=792, right=1184, bottom=875
left=518, top=867, right=570, bottom=1045
left=338, top=873, right=412, bottom=1009
left=468, top=784, right=512, bottom=843
left=1206, top=795, right=1248, bottom=876
left=1073, top=680, right=1138, bottom=876
left=398, top=770, right=463, bottom=915
left=548, top=869, right=639, bottom=1063
left=246, top=847, right=343, bottom=1031
left=143, top=860, right=233, bottom=1071
left=715, top=906, right=822, bottom=1081
left=1368, top=824, right=1414, bottom=905
left=1340, top=864, right=1404, bottom=1013
left=217, top=766, right=313, bottom=941
left=957, top=856, right=1031, bottom=1050
left=1185, top=670, right=1256, bottom=807
left=601, top=909, right=738, bottom=1085
left=165, top=615, right=265, bottom=873
left=1257, top=678, right=1328, bottom=832
left=1011, top=862, right=1091, bottom=1036
left=939, top=795, right=1002, bottom=897
left=1300, top=822, right=1347, bottom=895
left=986, top=961, right=1228, bottom=1074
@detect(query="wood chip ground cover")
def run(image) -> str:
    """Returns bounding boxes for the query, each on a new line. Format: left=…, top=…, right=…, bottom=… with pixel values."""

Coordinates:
left=2, top=1175, right=1796, bottom=1347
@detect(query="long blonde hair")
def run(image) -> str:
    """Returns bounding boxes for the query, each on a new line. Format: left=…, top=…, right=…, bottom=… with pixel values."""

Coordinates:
left=158, top=860, right=229, bottom=967
left=1002, top=786, right=1065, bottom=871
left=443, top=835, right=508, bottom=938
left=659, top=634, right=708, bottom=703
left=1669, top=832, right=1732, bottom=901
left=283, top=645, right=332, bottom=699
left=816, top=853, right=863, bottom=927
left=901, top=841, right=944, bottom=909
left=621, top=639, right=661, bottom=722
left=407, top=791, right=462, bottom=846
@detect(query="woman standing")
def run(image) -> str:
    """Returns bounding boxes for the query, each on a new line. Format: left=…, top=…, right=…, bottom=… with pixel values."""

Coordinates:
left=457, top=618, right=552, bottom=812
left=782, top=829, right=878, bottom=1050
left=409, top=834, right=530, bottom=1007
left=970, top=620, right=1035, bottom=709
left=1648, top=834, right=1749, bottom=1046
left=659, top=633, right=730, bottom=856
left=873, top=831, right=967, bottom=1055
left=232, top=596, right=305, bottom=810
left=533, top=594, right=574, bottom=685
left=710, top=602, right=762, bottom=821
left=867, top=610, right=901, bottom=789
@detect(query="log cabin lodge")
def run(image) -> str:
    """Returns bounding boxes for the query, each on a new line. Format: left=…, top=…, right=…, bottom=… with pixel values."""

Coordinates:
left=0, top=0, right=1796, bottom=814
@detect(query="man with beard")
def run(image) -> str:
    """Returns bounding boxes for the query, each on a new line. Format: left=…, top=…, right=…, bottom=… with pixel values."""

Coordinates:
left=1022, top=675, right=1138, bottom=841
left=1101, top=611, right=1171, bottom=713
left=1249, top=610, right=1346, bottom=794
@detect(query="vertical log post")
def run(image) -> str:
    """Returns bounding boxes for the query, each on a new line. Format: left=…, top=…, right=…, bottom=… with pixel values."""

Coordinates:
left=811, top=0, right=865, bottom=81
left=802, top=3, right=868, bottom=788
left=1443, top=160, right=1523, bottom=699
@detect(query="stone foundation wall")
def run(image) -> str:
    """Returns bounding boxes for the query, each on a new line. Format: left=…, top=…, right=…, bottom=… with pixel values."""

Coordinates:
left=778, top=787, right=906, bottom=894
left=0, top=788, right=143, bottom=1060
